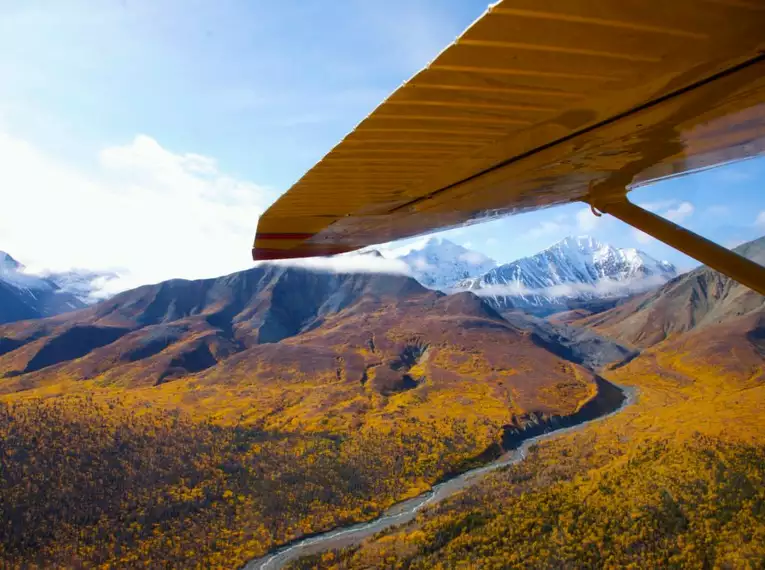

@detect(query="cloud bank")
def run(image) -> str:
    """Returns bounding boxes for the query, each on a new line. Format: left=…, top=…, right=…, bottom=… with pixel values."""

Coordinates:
left=253, top=252, right=412, bottom=276
left=464, top=275, right=668, bottom=300
left=458, top=250, right=490, bottom=266
left=0, top=132, right=271, bottom=295
left=0, top=131, right=429, bottom=300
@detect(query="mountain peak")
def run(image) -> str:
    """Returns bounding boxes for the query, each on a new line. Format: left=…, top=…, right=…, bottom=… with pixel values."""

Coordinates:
left=421, top=237, right=463, bottom=252
left=552, top=235, right=605, bottom=251
left=546, top=236, right=617, bottom=261
left=576, top=234, right=765, bottom=348
left=398, top=238, right=496, bottom=291
left=0, top=251, right=23, bottom=273
left=452, top=236, right=677, bottom=316
left=0, top=251, right=90, bottom=323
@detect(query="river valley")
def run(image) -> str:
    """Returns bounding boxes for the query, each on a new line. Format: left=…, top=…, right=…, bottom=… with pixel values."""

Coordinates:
left=244, top=383, right=637, bottom=570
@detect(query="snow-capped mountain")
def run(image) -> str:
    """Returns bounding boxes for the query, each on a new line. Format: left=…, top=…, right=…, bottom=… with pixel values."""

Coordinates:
left=0, top=251, right=88, bottom=324
left=1, top=251, right=23, bottom=273
left=397, top=238, right=496, bottom=291
left=41, top=269, right=121, bottom=304
left=0, top=251, right=59, bottom=295
left=454, top=236, right=677, bottom=316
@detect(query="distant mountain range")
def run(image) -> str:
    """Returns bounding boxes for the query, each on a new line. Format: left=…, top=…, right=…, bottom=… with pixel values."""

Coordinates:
left=0, top=242, right=645, bottom=570
left=575, top=236, right=765, bottom=349
left=1, top=235, right=761, bottom=570
left=0, top=261, right=632, bottom=400
left=447, top=236, right=677, bottom=316
left=0, top=235, right=684, bottom=326
left=0, top=251, right=87, bottom=324
left=0, top=251, right=122, bottom=324
left=397, top=238, right=496, bottom=290
left=6, top=232, right=757, bottom=335
left=2, top=234, right=761, bottom=424
left=40, top=269, right=120, bottom=304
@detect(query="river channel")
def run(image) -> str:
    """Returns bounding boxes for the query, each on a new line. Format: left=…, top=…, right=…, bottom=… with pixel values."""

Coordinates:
left=245, top=383, right=636, bottom=570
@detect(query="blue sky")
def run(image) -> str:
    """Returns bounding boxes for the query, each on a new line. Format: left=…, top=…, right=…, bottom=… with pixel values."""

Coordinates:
left=1, top=0, right=763, bottom=288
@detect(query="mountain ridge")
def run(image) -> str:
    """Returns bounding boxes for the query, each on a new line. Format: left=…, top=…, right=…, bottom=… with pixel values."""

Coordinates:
left=2, top=239, right=762, bottom=570
left=575, top=235, right=765, bottom=349
left=0, top=260, right=634, bottom=423
left=452, top=236, right=677, bottom=316
left=0, top=250, right=86, bottom=324
left=396, top=237, right=496, bottom=291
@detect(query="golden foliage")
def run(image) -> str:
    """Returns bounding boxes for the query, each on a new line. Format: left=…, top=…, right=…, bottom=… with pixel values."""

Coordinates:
left=296, top=436, right=765, bottom=569
left=0, top=318, right=599, bottom=568
left=285, top=325, right=765, bottom=569
left=0, top=394, right=499, bottom=569
left=2, top=295, right=759, bottom=568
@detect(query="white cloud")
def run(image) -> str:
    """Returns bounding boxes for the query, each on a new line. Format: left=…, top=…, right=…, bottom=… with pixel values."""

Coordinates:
left=0, top=132, right=272, bottom=293
left=627, top=201, right=693, bottom=245
left=470, top=275, right=667, bottom=299
left=375, top=235, right=432, bottom=258
left=663, top=201, right=694, bottom=224
left=254, top=253, right=411, bottom=276
left=637, top=199, right=678, bottom=213
left=485, top=237, right=498, bottom=246
left=575, top=207, right=600, bottom=232
left=458, top=251, right=489, bottom=266
left=756, top=210, right=765, bottom=228
left=529, top=220, right=566, bottom=239
left=632, top=228, right=653, bottom=245
left=407, top=256, right=436, bottom=273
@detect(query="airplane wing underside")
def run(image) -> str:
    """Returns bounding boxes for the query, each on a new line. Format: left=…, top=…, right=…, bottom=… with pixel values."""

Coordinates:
left=253, top=0, right=765, bottom=293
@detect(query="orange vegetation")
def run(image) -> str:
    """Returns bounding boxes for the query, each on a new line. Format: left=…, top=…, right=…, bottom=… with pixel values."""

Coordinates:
left=0, top=395, right=492, bottom=568
left=290, top=315, right=765, bottom=568
left=2, top=262, right=760, bottom=568
left=0, top=289, right=602, bottom=568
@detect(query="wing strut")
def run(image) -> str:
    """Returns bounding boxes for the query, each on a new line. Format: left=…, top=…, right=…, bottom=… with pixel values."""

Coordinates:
left=590, top=197, right=765, bottom=296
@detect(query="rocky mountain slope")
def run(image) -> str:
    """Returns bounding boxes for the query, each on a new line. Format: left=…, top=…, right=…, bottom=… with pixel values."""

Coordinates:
left=0, top=264, right=620, bottom=428
left=500, top=311, right=635, bottom=371
left=576, top=236, right=765, bottom=349
left=0, top=251, right=86, bottom=324
left=4, top=241, right=757, bottom=570
left=294, top=241, right=765, bottom=570
left=1, top=259, right=636, bottom=569
left=454, top=236, right=676, bottom=316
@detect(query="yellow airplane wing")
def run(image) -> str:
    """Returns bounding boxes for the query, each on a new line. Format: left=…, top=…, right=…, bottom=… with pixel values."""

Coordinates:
left=253, top=0, right=765, bottom=294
